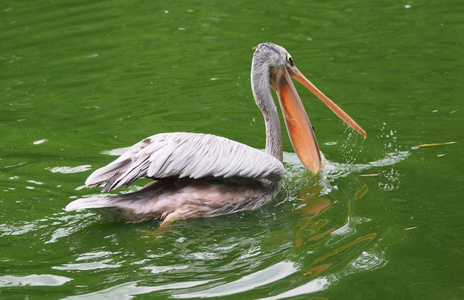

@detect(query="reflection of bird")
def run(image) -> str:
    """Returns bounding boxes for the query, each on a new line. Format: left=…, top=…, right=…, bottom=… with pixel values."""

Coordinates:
left=66, top=43, right=366, bottom=229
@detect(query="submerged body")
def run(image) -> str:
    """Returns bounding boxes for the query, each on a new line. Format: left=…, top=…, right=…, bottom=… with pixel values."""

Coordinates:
left=68, top=177, right=280, bottom=223
left=66, top=43, right=365, bottom=227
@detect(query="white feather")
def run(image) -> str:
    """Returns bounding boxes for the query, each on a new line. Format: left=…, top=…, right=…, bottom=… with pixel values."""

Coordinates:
left=85, top=132, right=284, bottom=191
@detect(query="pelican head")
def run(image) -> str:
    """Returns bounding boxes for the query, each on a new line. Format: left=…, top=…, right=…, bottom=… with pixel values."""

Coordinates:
left=252, top=42, right=366, bottom=174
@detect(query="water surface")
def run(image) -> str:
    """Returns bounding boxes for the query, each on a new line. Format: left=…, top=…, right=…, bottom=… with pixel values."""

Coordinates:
left=1, top=0, right=463, bottom=299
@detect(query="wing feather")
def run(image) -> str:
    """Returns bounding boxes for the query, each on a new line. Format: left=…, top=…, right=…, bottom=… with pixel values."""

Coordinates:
left=85, top=132, right=285, bottom=191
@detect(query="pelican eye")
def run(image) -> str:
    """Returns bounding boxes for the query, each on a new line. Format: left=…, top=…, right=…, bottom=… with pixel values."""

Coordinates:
left=287, top=56, right=294, bottom=66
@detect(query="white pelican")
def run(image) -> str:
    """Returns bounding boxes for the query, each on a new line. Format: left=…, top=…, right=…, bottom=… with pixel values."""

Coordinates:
left=66, top=43, right=366, bottom=229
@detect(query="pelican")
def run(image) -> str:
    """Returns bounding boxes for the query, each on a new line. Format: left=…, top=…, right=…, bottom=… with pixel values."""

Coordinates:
left=66, top=43, right=366, bottom=229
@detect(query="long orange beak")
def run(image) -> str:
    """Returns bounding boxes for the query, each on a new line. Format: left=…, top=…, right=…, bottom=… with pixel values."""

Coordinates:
left=271, top=68, right=322, bottom=174
left=271, top=66, right=366, bottom=174
left=289, top=67, right=367, bottom=138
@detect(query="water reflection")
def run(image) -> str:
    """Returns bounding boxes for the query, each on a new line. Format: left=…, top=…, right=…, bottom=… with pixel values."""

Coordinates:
left=271, top=177, right=383, bottom=299
left=293, top=186, right=333, bottom=248
left=304, top=232, right=377, bottom=275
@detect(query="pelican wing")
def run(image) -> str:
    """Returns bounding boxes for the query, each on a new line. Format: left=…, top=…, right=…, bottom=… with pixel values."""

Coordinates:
left=85, top=132, right=285, bottom=192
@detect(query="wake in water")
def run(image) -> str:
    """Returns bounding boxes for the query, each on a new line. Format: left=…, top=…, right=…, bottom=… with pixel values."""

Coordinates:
left=283, top=149, right=409, bottom=178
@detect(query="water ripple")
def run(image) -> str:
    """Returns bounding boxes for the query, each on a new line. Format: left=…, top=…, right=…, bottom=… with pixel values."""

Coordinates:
left=258, top=276, right=330, bottom=300
left=53, top=260, right=120, bottom=271
left=351, top=250, right=386, bottom=271
left=174, top=261, right=298, bottom=298
left=64, top=280, right=210, bottom=300
left=0, top=274, right=72, bottom=287
left=47, top=165, right=92, bottom=174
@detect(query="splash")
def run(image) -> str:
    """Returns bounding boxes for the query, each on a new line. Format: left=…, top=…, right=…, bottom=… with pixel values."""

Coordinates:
left=321, top=150, right=410, bottom=179
left=284, top=121, right=410, bottom=193
left=283, top=150, right=409, bottom=193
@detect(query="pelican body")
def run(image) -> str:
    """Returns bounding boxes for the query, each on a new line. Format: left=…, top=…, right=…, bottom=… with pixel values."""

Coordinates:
left=66, top=43, right=365, bottom=228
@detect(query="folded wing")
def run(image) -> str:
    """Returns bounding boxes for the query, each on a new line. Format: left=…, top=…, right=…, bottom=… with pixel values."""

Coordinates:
left=85, top=132, right=285, bottom=192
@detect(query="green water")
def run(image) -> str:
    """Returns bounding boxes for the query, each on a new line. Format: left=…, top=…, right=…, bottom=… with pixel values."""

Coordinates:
left=1, top=0, right=463, bottom=298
